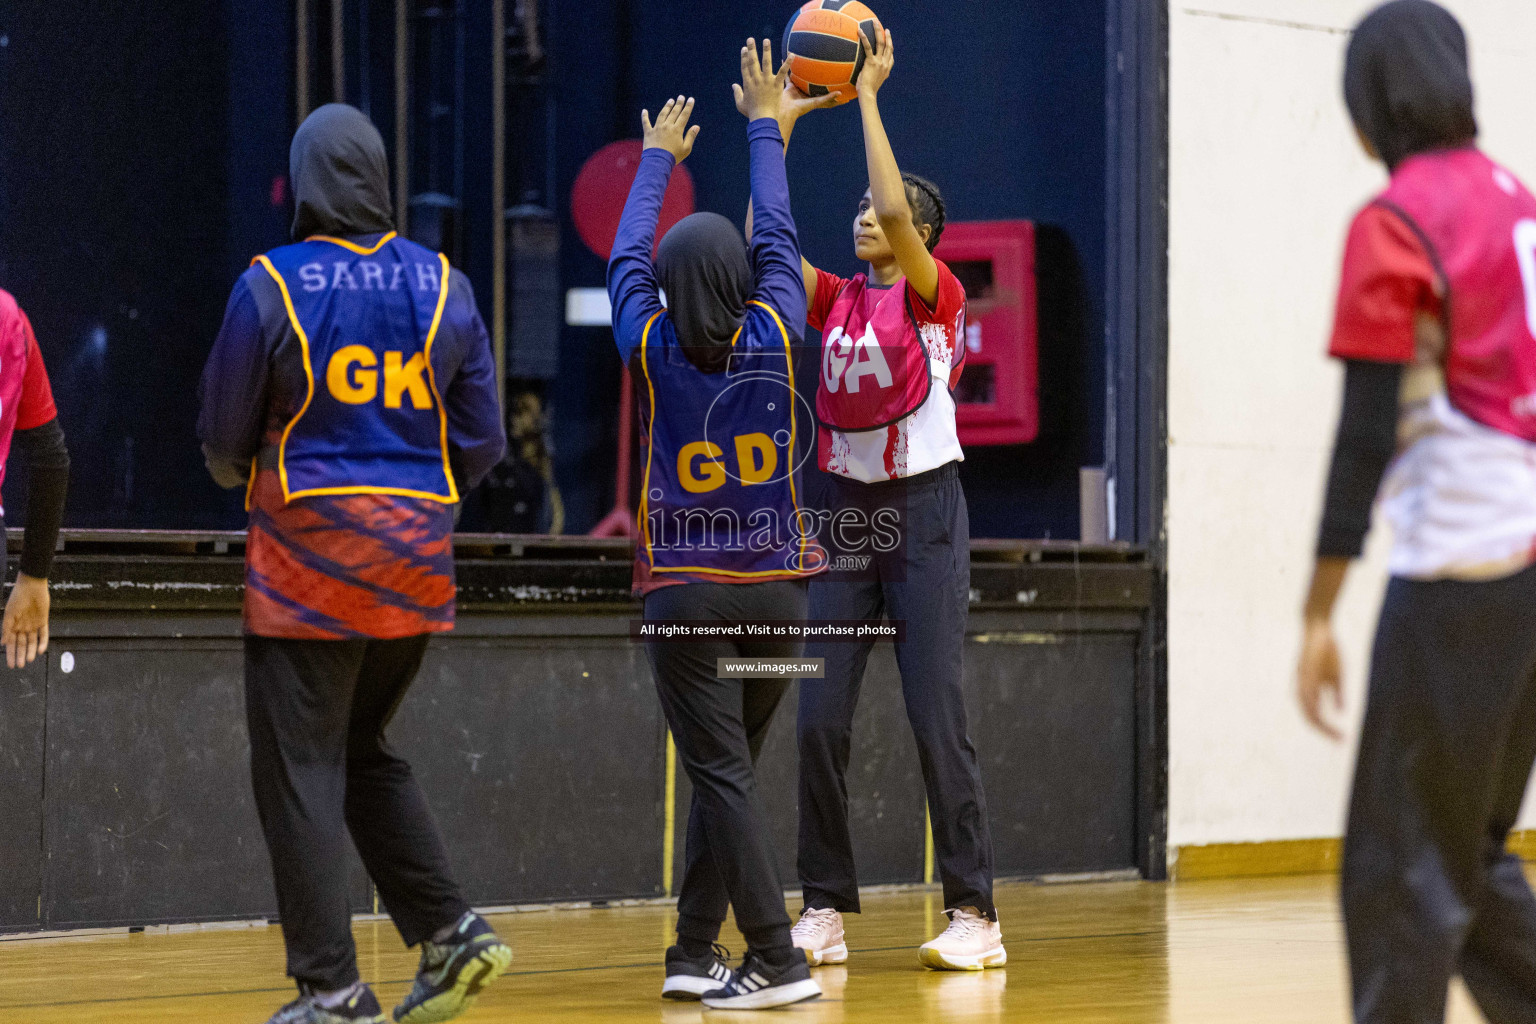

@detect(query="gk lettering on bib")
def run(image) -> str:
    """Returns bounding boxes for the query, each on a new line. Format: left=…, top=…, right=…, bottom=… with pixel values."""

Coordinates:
left=253, top=232, right=459, bottom=503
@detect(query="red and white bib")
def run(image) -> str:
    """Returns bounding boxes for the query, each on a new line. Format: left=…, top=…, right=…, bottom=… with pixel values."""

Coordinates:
left=1330, top=148, right=1536, bottom=579
left=808, top=261, right=967, bottom=482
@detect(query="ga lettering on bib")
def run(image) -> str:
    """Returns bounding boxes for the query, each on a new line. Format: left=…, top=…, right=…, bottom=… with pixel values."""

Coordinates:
left=812, top=262, right=966, bottom=434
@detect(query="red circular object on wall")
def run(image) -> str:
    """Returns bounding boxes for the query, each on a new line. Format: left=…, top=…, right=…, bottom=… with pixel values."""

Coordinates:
left=571, top=140, right=696, bottom=261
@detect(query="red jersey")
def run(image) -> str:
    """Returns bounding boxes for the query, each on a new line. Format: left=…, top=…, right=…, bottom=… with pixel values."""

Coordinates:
left=1329, top=147, right=1536, bottom=579
left=1331, top=147, right=1536, bottom=436
left=808, top=261, right=967, bottom=482
left=243, top=463, right=456, bottom=640
left=0, top=291, right=60, bottom=512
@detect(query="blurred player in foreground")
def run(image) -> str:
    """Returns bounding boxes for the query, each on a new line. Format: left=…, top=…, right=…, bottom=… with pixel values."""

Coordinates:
left=0, top=290, right=69, bottom=670
left=1297, top=3, right=1536, bottom=1021
left=199, top=104, right=508, bottom=1024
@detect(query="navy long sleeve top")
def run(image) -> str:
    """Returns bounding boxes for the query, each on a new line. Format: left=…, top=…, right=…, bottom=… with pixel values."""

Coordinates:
left=607, top=118, right=807, bottom=363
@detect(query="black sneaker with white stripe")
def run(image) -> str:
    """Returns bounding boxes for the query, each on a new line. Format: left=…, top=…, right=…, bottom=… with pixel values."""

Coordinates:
left=700, top=952, right=821, bottom=1010
left=661, top=943, right=734, bottom=1000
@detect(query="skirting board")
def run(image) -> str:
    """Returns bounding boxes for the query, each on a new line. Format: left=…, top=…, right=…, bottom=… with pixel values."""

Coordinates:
left=1171, top=832, right=1536, bottom=881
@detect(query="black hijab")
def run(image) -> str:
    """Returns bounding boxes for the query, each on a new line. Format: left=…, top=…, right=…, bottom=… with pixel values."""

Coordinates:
left=290, top=103, right=395, bottom=240
left=656, top=213, right=751, bottom=374
left=1345, top=0, right=1478, bottom=170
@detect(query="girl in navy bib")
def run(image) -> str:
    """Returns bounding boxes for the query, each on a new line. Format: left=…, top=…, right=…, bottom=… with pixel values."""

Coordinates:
left=608, top=42, right=825, bottom=1011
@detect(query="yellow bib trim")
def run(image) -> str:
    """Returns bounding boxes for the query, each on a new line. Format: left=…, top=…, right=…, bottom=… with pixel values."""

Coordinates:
left=638, top=300, right=815, bottom=577
left=253, top=250, right=460, bottom=505
left=304, top=230, right=399, bottom=255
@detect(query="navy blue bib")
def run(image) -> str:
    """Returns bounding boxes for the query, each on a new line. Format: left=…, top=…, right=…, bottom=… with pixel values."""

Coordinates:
left=254, top=232, right=458, bottom=503
left=638, top=300, right=820, bottom=577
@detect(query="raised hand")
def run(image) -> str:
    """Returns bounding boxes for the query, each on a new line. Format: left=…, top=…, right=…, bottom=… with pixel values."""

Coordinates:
left=642, top=95, right=700, bottom=163
left=733, top=37, right=790, bottom=122
left=777, top=83, right=839, bottom=139
left=856, top=27, right=894, bottom=101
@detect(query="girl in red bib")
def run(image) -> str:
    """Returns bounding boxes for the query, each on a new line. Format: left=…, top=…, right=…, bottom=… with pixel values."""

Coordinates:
left=768, top=28, right=1002, bottom=971
left=1298, top=4, right=1536, bottom=1019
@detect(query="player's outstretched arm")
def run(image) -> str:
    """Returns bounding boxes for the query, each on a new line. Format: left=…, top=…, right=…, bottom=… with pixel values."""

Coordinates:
left=739, top=52, right=835, bottom=306
left=733, top=36, right=789, bottom=124
left=855, top=29, right=939, bottom=306
left=643, top=94, right=701, bottom=164
left=738, top=38, right=812, bottom=323
left=737, top=37, right=791, bottom=269
left=608, top=97, right=698, bottom=361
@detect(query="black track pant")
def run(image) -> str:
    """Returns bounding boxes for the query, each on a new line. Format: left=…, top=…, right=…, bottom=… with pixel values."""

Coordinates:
left=245, top=634, right=471, bottom=990
left=644, top=580, right=806, bottom=961
left=797, top=461, right=995, bottom=919
left=1344, top=565, right=1536, bottom=1024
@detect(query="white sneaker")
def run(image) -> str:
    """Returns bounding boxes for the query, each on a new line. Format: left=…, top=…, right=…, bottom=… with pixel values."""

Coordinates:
left=790, top=907, right=848, bottom=967
left=918, top=907, right=1007, bottom=971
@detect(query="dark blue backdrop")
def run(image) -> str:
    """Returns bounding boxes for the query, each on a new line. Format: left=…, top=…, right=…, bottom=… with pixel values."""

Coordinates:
left=551, top=0, right=1106, bottom=538
left=0, top=1, right=237, bottom=529
left=0, top=0, right=1105, bottom=539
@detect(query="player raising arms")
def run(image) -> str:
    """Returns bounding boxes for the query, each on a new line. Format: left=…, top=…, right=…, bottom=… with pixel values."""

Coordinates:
left=608, top=41, right=825, bottom=1011
left=1297, top=3, right=1536, bottom=1021
left=761, top=29, right=1004, bottom=970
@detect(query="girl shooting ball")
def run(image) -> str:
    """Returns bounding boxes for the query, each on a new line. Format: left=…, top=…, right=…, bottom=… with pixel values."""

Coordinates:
left=759, top=27, right=1005, bottom=971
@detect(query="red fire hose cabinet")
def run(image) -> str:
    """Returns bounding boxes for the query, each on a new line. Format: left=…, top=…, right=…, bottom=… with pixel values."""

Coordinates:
left=934, top=220, right=1039, bottom=446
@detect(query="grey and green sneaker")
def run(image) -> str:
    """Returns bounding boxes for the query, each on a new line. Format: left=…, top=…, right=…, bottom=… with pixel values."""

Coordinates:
left=264, top=983, right=387, bottom=1024
left=393, top=912, right=512, bottom=1023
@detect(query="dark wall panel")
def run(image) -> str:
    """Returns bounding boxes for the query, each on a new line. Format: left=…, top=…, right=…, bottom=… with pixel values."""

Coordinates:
left=40, top=642, right=276, bottom=927
left=969, top=634, right=1138, bottom=874
left=396, top=639, right=667, bottom=905
left=0, top=2, right=232, bottom=529
left=765, top=645, right=928, bottom=888
left=0, top=660, right=46, bottom=931
left=669, top=632, right=1139, bottom=901
left=670, top=644, right=927, bottom=898
left=1, top=548, right=1147, bottom=930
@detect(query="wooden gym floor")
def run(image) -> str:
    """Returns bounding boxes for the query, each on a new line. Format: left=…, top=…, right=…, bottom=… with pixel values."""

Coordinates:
left=0, top=874, right=1499, bottom=1023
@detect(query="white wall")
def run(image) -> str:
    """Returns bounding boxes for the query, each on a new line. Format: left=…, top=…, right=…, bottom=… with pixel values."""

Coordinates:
left=1167, top=0, right=1536, bottom=850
